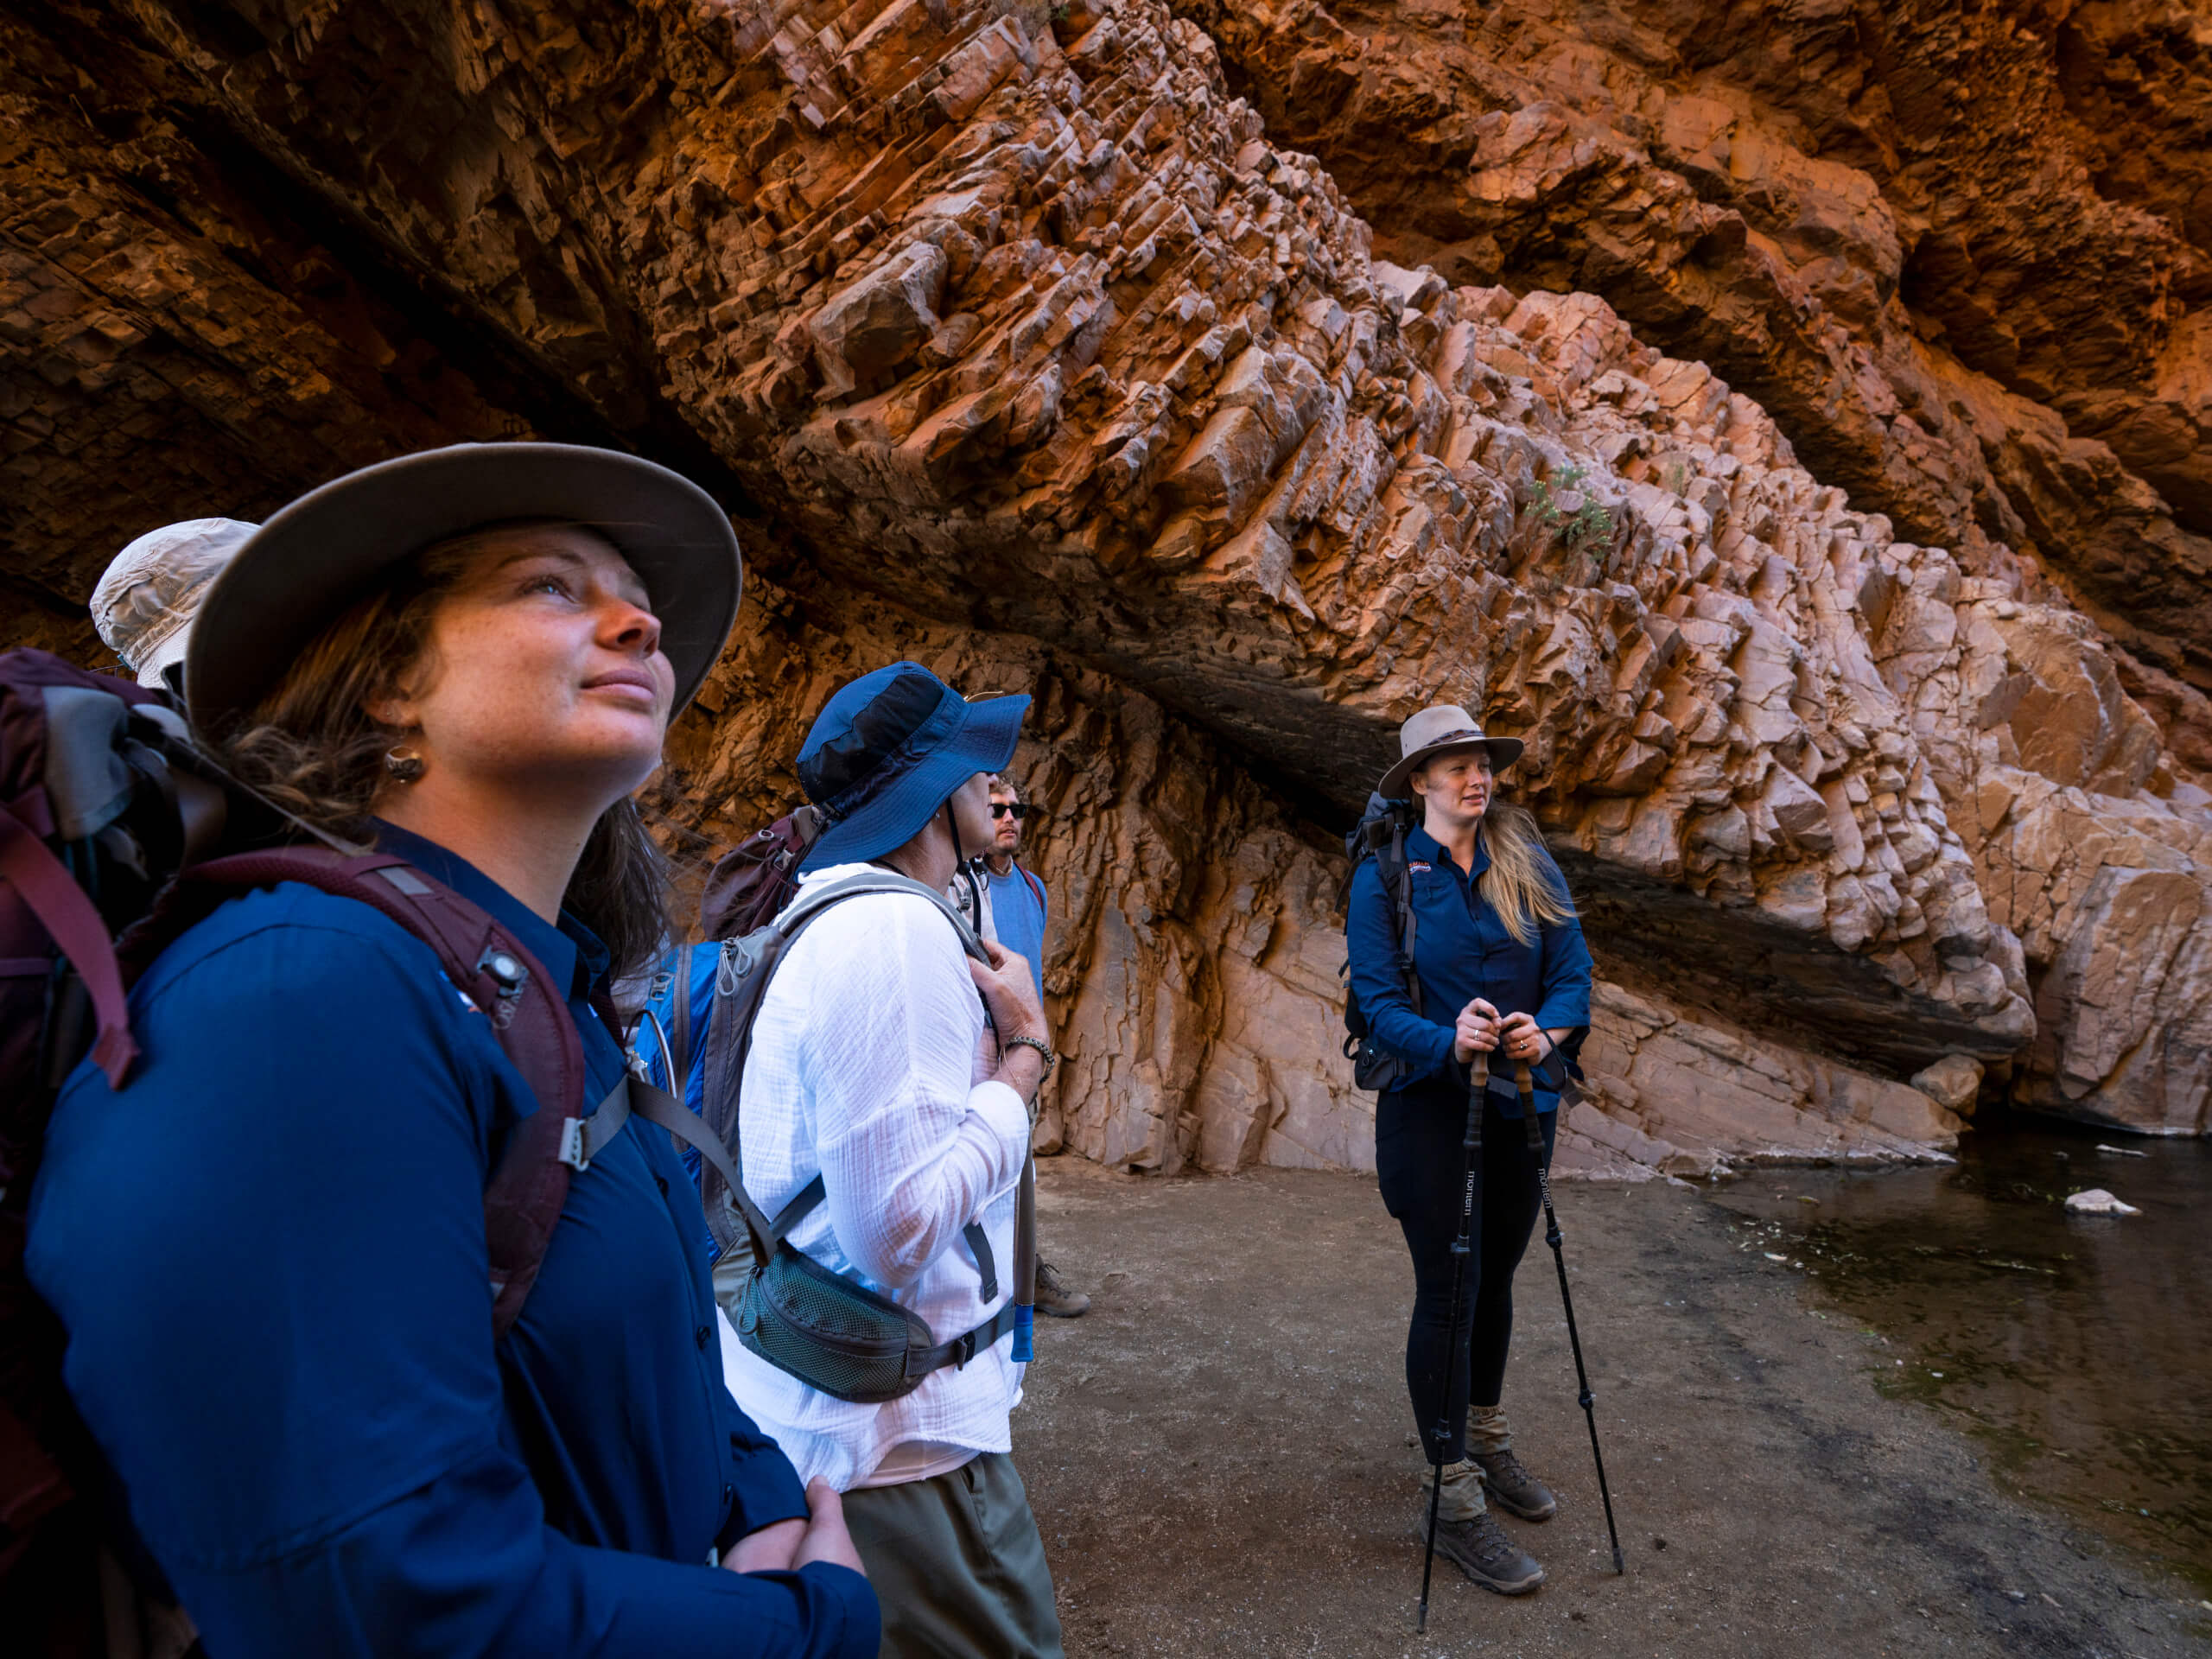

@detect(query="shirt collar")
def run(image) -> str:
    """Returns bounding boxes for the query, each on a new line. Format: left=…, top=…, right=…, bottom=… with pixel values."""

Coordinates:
left=1407, top=823, right=1491, bottom=879
left=372, top=820, right=610, bottom=1001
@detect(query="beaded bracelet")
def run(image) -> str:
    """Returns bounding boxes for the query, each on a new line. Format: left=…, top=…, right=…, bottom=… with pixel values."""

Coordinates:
left=1004, top=1034, right=1057, bottom=1076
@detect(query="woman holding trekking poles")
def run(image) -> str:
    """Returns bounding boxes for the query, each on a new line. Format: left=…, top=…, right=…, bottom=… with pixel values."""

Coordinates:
left=28, top=445, right=879, bottom=1656
left=1344, top=704, right=1593, bottom=1597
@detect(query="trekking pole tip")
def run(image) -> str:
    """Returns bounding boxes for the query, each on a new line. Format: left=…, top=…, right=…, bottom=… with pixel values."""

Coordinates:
left=1612, top=1545, right=1626, bottom=1575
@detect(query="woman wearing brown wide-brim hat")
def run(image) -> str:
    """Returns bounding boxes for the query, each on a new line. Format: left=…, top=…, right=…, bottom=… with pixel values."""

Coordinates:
left=29, top=444, right=880, bottom=1656
left=1344, top=704, right=1594, bottom=1596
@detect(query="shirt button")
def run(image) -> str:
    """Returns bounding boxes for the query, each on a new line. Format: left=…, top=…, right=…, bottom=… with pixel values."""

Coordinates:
left=696, top=1325, right=712, bottom=1349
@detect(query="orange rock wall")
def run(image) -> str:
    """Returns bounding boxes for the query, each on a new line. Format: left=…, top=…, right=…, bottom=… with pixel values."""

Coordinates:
left=3, top=0, right=2207, bottom=1166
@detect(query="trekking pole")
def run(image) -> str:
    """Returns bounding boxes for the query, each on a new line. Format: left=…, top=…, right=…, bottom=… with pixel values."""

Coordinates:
left=1417, top=1052, right=1486, bottom=1633
left=1516, top=1059, right=1625, bottom=1575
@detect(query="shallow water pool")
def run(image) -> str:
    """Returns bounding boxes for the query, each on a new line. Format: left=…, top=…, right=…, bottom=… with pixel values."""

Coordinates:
left=1701, top=1116, right=2212, bottom=1595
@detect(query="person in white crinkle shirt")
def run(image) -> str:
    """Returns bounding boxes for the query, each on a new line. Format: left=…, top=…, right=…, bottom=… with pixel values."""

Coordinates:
left=721, top=660, right=1064, bottom=1659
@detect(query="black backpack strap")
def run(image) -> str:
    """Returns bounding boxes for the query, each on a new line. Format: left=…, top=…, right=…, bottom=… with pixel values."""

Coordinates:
left=907, top=1298, right=1020, bottom=1380
left=1383, top=818, right=1422, bottom=1017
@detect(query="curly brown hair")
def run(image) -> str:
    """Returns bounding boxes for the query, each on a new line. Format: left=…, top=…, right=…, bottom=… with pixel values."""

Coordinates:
left=209, top=524, right=671, bottom=979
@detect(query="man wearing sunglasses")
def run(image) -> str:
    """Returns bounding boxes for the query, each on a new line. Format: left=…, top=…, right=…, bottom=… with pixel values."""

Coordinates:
left=957, top=777, right=1090, bottom=1319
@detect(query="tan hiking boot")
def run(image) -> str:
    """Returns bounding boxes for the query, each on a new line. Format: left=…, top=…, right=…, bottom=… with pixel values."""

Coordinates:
left=1473, top=1448, right=1558, bottom=1521
left=1033, top=1259, right=1090, bottom=1318
left=1414, top=1503, right=1545, bottom=1595
left=1463, top=1403, right=1556, bottom=1519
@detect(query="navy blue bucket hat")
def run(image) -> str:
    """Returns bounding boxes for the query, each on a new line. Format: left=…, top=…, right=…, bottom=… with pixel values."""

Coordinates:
left=798, top=662, right=1029, bottom=868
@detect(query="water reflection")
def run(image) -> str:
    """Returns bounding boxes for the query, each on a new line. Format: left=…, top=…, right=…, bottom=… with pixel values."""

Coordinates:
left=1700, top=1116, right=2212, bottom=1593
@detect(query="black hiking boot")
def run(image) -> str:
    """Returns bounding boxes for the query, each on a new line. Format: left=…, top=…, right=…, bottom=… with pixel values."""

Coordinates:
left=1414, top=1507, right=1545, bottom=1595
left=1033, top=1259, right=1090, bottom=1318
left=1472, top=1449, right=1557, bottom=1521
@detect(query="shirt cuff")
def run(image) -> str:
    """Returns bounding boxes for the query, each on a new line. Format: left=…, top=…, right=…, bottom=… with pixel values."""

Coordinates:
left=1533, top=1002, right=1589, bottom=1036
left=969, top=1079, right=1032, bottom=1166
left=715, top=1441, right=810, bottom=1555
left=794, top=1560, right=883, bottom=1651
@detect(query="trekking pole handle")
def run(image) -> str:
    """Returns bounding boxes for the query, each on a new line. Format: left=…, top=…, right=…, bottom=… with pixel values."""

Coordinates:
left=1464, top=1052, right=1489, bottom=1151
left=1514, top=1058, right=1547, bottom=1151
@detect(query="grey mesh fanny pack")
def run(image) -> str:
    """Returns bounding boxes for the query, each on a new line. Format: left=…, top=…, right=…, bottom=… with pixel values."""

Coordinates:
left=727, top=1166, right=1025, bottom=1403
left=615, top=871, right=1035, bottom=1404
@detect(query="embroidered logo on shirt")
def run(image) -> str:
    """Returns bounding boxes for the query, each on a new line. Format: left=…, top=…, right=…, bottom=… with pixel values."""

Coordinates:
left=1407, top=861, right=1432, bottom=873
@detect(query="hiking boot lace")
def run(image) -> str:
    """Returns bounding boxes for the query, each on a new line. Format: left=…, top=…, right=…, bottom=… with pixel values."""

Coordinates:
left=1465, top=1511, right=1525, bottom=1569
left=1479, top=1449, right=1535, bottom=1491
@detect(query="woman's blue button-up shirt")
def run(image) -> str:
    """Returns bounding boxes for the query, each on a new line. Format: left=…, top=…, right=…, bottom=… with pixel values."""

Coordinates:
left=26, top=823, right=878, bottom=1658
left=1344, top=821, right=1594, bottom=1115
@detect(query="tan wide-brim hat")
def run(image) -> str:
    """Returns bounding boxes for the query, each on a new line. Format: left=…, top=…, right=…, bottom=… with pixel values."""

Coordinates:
left=1378, top=703, right=1525, bottom=798
left=184, top=442, right=742, bottom=735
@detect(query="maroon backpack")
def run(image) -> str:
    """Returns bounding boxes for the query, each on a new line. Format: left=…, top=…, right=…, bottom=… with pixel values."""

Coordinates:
left=0, top=649, right=602, bottom=1653
left=696, top=804, right=823, bottom=940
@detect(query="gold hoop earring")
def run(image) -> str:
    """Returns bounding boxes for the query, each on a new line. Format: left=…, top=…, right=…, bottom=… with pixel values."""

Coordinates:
left=384, top=745, right=426, bottom=784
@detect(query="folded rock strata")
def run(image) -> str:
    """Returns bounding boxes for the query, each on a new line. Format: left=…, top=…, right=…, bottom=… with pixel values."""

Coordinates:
left=1175, top=0, right=2212, bottom=768
left=3, top=0, right=2208, bottom=1166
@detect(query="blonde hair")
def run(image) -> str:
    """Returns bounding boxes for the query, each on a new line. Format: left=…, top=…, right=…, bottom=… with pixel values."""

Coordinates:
left=1413, top=753, right=1575, bottom=944
left=1477, top=801, right=1577, bottom=946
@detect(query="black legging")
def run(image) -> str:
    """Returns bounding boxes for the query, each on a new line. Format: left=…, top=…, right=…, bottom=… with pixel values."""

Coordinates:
left=1376, top=1075, right=1556, bottom=1465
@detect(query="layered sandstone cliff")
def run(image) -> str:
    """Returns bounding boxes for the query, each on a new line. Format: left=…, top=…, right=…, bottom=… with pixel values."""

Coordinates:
left=3, top=0, right=2207, bottom=1172
left=1177, top=0, right=2212, bottom=763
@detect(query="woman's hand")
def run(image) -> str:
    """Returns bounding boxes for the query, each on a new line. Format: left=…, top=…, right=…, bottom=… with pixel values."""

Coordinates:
left=793, top=1478, right=867, bottom=1576
left=725, top=1479, right=866, bottom=1576
left=969, top=939, right=1046, bottom=1046
left=1497, top=1012, right=1555, bottom=1068
left=1452, top=998, right=1501, bottom=1064
left=721, top=1516, right=802, bottom=1574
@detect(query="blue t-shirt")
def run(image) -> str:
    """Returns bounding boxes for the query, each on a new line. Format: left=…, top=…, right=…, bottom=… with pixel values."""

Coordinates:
left=987, top=861, right=1048, bottom=1001
left=26, top=823, right=877, bottom=1658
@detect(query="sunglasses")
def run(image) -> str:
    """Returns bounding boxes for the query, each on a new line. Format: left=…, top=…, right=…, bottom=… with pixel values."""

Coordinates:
left=988, top=803, right=1030, bottom=820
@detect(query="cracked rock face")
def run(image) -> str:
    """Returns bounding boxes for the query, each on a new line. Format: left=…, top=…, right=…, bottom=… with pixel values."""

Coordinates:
left=3, top=0, right=2208, bottom=1167
left=1176, top=0, right=2212, bottom=768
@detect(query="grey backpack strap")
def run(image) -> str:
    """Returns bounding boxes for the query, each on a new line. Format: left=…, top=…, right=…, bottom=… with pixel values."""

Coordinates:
left=688, top=868, right=1004, bottom=1278
left=779, top=868, right=994, bottom=963
left=558, top=1079, right=637, bottom=1173
left=753, top=1169, right=997, bottom=1300
left=669, top=943, right=694, bottom=1086
left=768, top=1173, right=825, bottom=1240
left=624, top=1077, right=783, bottom=1254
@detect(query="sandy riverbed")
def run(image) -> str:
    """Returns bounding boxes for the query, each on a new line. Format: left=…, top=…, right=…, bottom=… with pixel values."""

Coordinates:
left=1013, top=1160, right=2209, bottom=1657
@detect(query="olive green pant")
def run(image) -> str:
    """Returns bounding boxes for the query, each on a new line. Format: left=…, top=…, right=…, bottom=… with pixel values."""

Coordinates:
left=842, top=1453, right=1065, bottom=1659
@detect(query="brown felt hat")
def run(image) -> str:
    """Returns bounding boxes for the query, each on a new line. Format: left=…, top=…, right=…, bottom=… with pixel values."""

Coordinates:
left=1377, top=703, right=1524, bottom=799
left=184, top=442, right=742, bottom=735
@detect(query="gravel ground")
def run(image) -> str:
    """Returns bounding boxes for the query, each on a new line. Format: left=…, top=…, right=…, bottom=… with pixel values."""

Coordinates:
left=1013, top=1160, right=2212, bottom=1657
